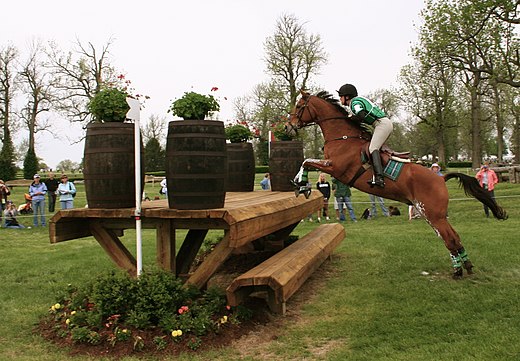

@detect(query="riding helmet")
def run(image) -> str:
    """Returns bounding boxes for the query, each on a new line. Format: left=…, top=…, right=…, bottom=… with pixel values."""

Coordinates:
left=337, top=84, right=358, bottom=98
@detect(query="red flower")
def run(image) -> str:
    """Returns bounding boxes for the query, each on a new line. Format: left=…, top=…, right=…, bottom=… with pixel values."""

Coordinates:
left=211, top=87, right=219, bottom=92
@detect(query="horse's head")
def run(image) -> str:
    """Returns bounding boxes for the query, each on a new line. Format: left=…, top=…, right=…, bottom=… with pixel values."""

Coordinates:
left=286, top=91, right=315, bottom=137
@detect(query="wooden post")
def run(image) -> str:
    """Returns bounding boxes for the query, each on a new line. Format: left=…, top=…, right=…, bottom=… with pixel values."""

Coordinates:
left=156, top=219, right=176, bottom=273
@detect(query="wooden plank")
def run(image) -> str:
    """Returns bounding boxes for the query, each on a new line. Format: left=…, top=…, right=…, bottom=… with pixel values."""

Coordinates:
left=89, top=220, right=137, bottom=275
left=176, top=229, right=209, bottom=275
left=156, top=219, right=175, bottom=273
left=186, top=233, right=234, bottom=289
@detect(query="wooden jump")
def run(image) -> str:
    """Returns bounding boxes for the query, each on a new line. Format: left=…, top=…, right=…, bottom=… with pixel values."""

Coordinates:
left=49, top=191, right=323, bottom=289
left=226, top=223, right=345, bottom=314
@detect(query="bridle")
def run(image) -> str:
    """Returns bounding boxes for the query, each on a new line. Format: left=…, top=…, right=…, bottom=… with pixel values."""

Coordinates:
left=289, top=95, right=368, bottom=143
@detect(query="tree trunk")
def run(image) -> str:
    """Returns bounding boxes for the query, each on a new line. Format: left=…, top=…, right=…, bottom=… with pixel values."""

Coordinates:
left=470, top=79, right=482, bottom=168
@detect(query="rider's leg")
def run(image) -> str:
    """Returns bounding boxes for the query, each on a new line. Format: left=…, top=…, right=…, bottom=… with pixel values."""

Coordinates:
left=368, top=118, right=393, bottom=188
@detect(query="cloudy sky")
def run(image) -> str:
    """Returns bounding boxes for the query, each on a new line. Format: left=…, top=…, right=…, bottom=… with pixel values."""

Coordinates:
left=2, top=0, right=425, bottom=168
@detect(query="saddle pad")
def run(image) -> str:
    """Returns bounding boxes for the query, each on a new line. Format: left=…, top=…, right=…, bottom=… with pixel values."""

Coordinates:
left=384, top=160, right=404, bottom=181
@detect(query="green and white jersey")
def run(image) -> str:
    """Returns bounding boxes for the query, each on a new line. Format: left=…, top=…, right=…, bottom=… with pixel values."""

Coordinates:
left=349, top=96, right=386, bottom=125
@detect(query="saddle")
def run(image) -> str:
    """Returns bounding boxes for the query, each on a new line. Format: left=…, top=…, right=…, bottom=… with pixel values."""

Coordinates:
left=361, top=143, right=410, bottom=165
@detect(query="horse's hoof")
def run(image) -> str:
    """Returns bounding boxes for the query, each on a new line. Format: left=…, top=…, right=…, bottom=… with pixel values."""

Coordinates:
left=452, top=268, right=463, bottom=279
left=463, top=260, right=474, bottom=275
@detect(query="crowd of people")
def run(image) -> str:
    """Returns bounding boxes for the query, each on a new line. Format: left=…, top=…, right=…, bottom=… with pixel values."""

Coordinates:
left=1, top=172, right=76, bottom=229
left=0, top=161, right=504, bottom=229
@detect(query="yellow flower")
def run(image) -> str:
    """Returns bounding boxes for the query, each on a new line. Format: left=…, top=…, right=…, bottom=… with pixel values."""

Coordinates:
left=178, top=330, right=183, bottom=336
left=50, top=305, right=56, bottom=312
left=220, top=315, right=228, bottom=324
left=171, top=329, right=183, bottom=337
left=54, top=303, right=61, bottom=310
left=65, top=319, right=71, bottom=325
left=70, top=311, right=76, bottom=315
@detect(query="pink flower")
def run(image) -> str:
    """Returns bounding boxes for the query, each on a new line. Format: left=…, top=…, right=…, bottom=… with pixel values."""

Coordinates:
left=211, top=87, right=219, bottom=92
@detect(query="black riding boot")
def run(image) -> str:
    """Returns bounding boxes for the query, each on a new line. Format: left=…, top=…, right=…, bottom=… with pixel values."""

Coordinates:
left=368, top=150, right=385, bottom=188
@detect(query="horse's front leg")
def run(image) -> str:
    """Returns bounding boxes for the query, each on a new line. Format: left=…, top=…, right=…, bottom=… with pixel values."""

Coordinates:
left=292, top=159, right=334, bottom=198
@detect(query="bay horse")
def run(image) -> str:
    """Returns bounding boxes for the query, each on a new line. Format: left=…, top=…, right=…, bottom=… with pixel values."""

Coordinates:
left=287, top=91, right=508, bottom=279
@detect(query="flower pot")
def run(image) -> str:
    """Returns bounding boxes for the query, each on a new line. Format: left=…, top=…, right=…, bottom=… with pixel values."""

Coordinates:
left=226, top=143, right=255, bottom=192
left=269, top=140, right=304, bottom=191
left=83, top=123, right=144, bottom=208
left=166, top=120, right=227, bottom=209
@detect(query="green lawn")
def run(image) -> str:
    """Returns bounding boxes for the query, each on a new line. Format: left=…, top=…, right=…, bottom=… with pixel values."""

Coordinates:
left=1, top=172, right=519, bottom=360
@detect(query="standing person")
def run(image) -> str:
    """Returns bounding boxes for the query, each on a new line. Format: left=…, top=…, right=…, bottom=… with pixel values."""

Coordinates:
left=57, top=174, right=76, bottom=209
left=475, top=163, right=499, bottom=218
left=332, top=177, right=357, bottom=223
left=0, top=180, right=11, bottom=226
left=369, top=194, right=390, bottom=218
left=316, top=173, right=331, bottom=222
left=337, top=83, right=393, bottom=188
left=430, top=163, right=443, bottom=176
left=260, top=173, right=271, bottom=190
left=160, top=177, right=168, bottom=197
left=29, top=174, right=47, bottom=227
left=3, top=201, right=25, bottom=229
left=44, top=172, right=60, bottom=212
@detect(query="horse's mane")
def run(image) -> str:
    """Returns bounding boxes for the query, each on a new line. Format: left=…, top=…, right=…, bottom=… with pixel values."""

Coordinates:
left=314, top=91, right=366, bottom=133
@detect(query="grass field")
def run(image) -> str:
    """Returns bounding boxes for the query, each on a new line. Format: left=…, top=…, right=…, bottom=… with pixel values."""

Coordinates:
left=1, top=171, right=519, bottom=360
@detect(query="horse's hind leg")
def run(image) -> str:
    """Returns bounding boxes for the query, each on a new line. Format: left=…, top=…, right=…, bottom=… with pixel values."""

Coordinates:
left=430, top=219, right=473, bottom=278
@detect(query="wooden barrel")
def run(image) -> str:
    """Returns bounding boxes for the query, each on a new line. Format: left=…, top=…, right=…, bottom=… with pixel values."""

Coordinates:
left=166, top=120, right=227, bottom=209
left=226, top=143, right=255, bottom=192
left=269, top=141, right=304, bottom=191
left=83, top=123, right=144, bottom=209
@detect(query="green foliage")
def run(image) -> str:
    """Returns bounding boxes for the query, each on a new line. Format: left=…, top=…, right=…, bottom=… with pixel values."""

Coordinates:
left=87, top=88, right=130, bottom=122
left=225, top=124, right=252, bottom=143
left=23, top=148, right=38, bottom=180
left=0, top=133, right=17, bottom=181
left=447, top=161, right=473, bottom=168
left=144, top=137, right=165, bottom=172
left=168, top=91, right=220, bottom=120
left=255, top=165, right=269, bottom=173
left=255, top=142, right=269, bottom=166
left=272, top=121, right=295, bottom=141
left=43, top=267, right=242, bottom=349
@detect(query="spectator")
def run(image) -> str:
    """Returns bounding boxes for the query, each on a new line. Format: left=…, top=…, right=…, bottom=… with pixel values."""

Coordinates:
left=332, top=177, right=357, bottom=223
left=44, top=172, right=60, bottom=212
left=160, top=178, right=168, bottom=197
left=475, top=163, right=499, bottom=218
left=260, top=173, right=271, bottom=190
left=0, top=179, right=11, bottom=226
left=316, top=173, right=331, bottom=222
left=3, top=201, right=25, bottom=229
left=29, top=174, right=47, bottom=227
left=56, top=174, right=76, bottom=209
left=430, top=163, right=443, bottom=176
left=369, top=194, right=389, bottom=218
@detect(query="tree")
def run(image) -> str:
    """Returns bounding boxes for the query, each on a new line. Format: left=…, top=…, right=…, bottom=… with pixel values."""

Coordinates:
left=56, top=159, right=80, bottom=172
left=47, top=38, right=120, bottom=125
left=23, top=147, right=38, bottom=180
left=263, top=13, right=327, bottom=109
left=18, top=41, right=55, bottom=155
left=0, top=45, right=18, bottom=180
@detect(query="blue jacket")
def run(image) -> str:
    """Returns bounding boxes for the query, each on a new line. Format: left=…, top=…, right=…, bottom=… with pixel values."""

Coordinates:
left=29, top=182, right=47, bottom=201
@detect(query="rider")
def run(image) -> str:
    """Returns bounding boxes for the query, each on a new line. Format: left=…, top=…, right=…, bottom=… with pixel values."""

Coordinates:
left=337, top=83, right=393, bottom=188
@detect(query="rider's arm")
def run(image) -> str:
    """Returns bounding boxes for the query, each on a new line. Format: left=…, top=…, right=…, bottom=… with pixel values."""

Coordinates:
left=349, top=109, right=368, bottom=123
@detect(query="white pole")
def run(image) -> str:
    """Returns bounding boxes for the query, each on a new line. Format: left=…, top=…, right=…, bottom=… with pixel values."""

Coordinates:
left=268, top=130, right=272, bottom=158
left=126, top=97, right=143, bottom=276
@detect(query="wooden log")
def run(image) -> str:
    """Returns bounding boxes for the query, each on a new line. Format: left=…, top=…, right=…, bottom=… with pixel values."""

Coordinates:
left=186, top=234, right=234, bottom=289
left=226, top=223, right=345, bottom=314
left=176, top=229, right=209, bottom=275
left=90, top=220, right=137, bottom=275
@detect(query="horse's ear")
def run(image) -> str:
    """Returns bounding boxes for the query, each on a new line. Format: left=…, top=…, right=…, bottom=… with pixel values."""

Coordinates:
left=300, top=89, right=310, bottom=98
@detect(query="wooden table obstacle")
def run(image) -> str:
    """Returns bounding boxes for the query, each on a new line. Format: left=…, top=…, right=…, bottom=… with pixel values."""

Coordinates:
left=49, top=191, right=324, bottom=290
left=226, top=223, right=345, bottom=314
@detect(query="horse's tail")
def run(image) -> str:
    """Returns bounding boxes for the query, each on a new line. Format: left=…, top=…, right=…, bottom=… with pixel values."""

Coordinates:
left=444, top=172, right=508, bottom=220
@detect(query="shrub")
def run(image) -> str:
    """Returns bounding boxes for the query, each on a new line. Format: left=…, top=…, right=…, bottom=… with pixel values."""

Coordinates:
left=168, top=91, right=220, bottom=120
left=88, top=88, right=130, bottom=122
left=225, top=124, right=253, bottom=143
